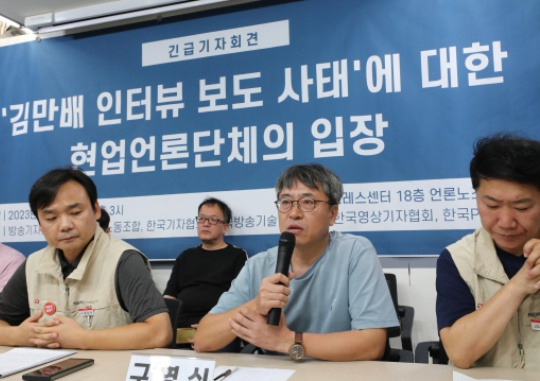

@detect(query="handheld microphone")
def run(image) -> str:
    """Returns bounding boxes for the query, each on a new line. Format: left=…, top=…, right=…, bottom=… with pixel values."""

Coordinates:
left=267, top=231, right=295, bottom=326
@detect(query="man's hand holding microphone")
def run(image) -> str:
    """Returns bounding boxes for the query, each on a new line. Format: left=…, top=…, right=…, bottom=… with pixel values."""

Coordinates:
left=229, top=232, right=296, bottom=353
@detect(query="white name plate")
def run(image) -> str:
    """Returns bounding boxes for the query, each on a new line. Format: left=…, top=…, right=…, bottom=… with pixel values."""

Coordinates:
left=125, top=354, right=215, bottom=381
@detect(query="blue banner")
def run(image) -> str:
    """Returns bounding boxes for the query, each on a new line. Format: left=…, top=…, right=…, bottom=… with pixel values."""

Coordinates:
left=1, top=0, right=540, bottom=259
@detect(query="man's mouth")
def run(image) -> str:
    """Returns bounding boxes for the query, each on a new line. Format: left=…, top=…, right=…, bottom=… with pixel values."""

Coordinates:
left=286, top=225, right=303, bottom=233
left=496, top=232, right=519, bottom=240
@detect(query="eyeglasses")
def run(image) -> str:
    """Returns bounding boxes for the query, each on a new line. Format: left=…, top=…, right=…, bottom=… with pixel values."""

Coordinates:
left=274, top=197, right=331, bottom=213
left=196, top=216, right=227, bottom=225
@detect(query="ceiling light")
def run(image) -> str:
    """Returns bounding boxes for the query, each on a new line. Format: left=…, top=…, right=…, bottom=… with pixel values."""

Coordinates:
left=0, top=14, right=35, bottom=35
left=0, top=14, right=21, bottom=29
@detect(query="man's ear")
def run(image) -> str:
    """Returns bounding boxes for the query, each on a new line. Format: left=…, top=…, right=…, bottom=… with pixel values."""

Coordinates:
left=329, top=204, right=339, bottom=227
left=222, top=223, right=230, bottom=235
left=94, top=202, right=101, bottom=219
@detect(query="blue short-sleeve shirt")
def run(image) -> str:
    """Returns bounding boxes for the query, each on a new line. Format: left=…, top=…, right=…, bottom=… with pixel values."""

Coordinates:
left=211, top=231, right=399, bottom=333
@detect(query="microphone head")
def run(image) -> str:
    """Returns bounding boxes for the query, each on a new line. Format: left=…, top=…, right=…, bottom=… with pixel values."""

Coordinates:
left=279, top=231, right=296, bottom=246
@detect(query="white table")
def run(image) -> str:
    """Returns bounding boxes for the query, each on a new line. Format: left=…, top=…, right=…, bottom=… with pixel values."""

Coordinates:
left=1, top=347, right=537, bottom=381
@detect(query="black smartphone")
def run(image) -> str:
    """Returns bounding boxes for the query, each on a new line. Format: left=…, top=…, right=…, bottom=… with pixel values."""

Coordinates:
left=22, top=358, right=94, bottom=381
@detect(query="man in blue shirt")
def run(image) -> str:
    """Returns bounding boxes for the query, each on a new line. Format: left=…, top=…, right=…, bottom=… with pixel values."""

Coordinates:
left=436, top=134, right=540, bottom=369
left=194, top=163, right=398, bottom=361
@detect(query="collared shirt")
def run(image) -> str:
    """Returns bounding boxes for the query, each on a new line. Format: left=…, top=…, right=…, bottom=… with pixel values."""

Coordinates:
left=58, top=251, right=84, bottom=279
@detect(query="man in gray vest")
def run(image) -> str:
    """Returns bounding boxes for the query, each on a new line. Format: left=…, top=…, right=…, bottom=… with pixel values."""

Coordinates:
left=0, top=168, right=171, bottom=349
left=436, top=134, right=540, bottom=369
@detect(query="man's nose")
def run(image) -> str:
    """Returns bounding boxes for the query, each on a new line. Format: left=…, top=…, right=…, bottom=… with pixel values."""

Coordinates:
left=59, top=214, right=74, bottom=230
left=289, top=201, right=303, bottom=217
left=497, top=208, right=518, bottom=229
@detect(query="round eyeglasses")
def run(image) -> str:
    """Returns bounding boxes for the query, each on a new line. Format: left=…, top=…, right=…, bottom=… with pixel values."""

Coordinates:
left=274, top=197, right=331, bottom=213
left=196, top=216, right=226, bottom=225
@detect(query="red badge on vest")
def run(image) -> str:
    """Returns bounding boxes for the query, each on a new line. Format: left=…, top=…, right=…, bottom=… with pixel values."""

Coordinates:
left=44, top=302, right=56, bottom=315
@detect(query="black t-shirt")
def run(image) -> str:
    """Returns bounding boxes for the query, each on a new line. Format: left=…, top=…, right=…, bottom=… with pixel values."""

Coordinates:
left=0, top=250, right=167, bottom=326
left=163, top=244, right=248, bottom=327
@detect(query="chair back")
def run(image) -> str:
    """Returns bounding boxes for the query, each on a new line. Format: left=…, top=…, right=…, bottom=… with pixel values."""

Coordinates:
left=414, top=340, right=449, bottom=364
left=384, top=273, right=399, bottom=309
left=383, top=273, right=415, bottom=356
left=384, top=273, right=401, bottom=338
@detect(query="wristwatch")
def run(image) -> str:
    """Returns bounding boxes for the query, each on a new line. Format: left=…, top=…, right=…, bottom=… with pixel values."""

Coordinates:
left=288, top=332, right=305, bottom=360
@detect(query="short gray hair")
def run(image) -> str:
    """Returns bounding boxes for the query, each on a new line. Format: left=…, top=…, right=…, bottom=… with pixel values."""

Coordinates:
left=275, top=163, right=343, bottom=205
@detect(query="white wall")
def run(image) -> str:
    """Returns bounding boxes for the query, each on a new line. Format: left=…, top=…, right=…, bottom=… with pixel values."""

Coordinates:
left=151, top=256, right=440, bottom=351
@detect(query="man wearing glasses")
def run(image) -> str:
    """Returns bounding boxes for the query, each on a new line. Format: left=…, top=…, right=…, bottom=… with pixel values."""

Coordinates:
left=163, top=197, right=248, bottom=347
left=194, top=164, right=398, bottom=361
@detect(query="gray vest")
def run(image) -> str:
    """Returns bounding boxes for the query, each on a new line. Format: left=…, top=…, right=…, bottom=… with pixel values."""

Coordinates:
left=447, top=228, right=540, bottom=368
left=26, top=225, right=147, bottom=329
